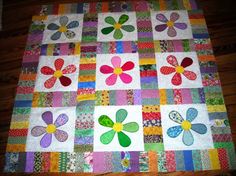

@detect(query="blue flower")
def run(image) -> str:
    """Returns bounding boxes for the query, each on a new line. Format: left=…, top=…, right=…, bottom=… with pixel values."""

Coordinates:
left=167, top=108, right=207, bottom=146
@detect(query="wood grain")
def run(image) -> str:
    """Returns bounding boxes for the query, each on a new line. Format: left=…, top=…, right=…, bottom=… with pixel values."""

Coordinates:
left=0, top=0, right=235, bottom=175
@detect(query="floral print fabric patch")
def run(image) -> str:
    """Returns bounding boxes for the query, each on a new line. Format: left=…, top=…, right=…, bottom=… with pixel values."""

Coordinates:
left=4, top=0, right=236, bottom=174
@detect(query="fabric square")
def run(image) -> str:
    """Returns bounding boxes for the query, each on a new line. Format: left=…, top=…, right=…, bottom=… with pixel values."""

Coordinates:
left=156, top=52, right=203, bottom=89
left=42, top=14, right=84, bottom=44
left=97, top=12, right=138, bottom=42
left=151, top=10, right=193, bottom=40
left=161, top=104, right=214, bottom=150
left=95, top=53, right=141, bottom=90
left=34, top=55, right=79, bottom=92
left=26, top=107, right=76, bottom=152
left=93, top=105, right=144, bottom=151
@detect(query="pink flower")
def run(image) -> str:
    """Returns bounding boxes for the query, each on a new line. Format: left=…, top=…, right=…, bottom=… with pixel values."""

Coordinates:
left=160, top=55, right=197, bottom=86
left=100, top=56, right=134, bottom=86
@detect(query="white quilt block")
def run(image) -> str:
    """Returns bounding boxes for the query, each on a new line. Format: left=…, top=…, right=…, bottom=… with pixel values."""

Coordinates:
left=93, top=105, right=144, bottom=151
left=26, top=107, right=76, bottom=152
left=151, top=10, right=193, bottom=40
left=42, top=14, right=84, bottom=44
left=161, top=104, right=214, bottom=151
left=156, top=52, right=203, bottom=89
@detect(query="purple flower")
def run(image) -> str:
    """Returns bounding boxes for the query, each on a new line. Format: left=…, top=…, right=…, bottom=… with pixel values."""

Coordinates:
left=155, top=12, right=187, bottom=37
left=31, top=111, right=68, bottom=148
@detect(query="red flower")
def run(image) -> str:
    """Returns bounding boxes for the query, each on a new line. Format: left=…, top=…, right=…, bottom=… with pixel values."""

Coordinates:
left=40, top=58, right=76, bottom=89
left=160, top=55, right=197, bottom=86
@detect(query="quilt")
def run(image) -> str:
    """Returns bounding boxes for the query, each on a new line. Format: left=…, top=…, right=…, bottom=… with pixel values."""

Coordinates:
left=4, top=0, right=236, bottom=173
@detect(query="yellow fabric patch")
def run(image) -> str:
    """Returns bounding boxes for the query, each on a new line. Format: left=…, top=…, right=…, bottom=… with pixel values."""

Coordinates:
left=113, top=123, right=123, bottom=132
left=46, top=124, right=56, bottom=134
left=181, top=120, right=192, bottom=130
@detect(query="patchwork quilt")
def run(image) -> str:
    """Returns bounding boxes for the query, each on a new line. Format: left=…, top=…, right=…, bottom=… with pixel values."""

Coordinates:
left=4, top=0, right=236, bottom=173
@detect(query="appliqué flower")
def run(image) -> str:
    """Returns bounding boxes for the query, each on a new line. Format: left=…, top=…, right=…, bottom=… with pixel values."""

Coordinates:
left=121, top=152, right=131, bottom=171
left=167, top=108, right=207, bottom=146
left=99, top=109, right=139, bottom=147
left=155, top=12, right=187, bottom=37
left=47, top=16, right=79, bottom=40
left=101, top=14, right=135, bottom=39
left=100, top=56, right=134, bottom=86
left=31, top=111, right=68, bottom=148
left=40, top=58, right=76, bottom=89
left=160, top=55, right=197, bottom=85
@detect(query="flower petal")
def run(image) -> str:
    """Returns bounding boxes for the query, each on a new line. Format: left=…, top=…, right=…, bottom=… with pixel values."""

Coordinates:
left=170, top=12, right=180, bottom=22
left=106, top=74, right=118, bottom=86
left=64, top=30, right=76, bottom=39
left=101, top=27, right=114, bottom=35
left=182, top=70, right=197, bottom=80
left=119, top=73, right=132, bottom=84
left=160, top=66, right=176, bottom=75
left=182, top=130, right=194, bottom=146
left=98, top=115, right=114, bottom=127
left=156, top=14, right=168, bottom=23
left=100, top=65, right=114, bottom=74
left=118, top=131, right=131, bottom=147
left=166, top=55, right=179, bottom=67
left=62, top=64, right=76, bottom=74
left=121, top=25, right=135, bottom=32
left=40, top=133, right=52, bottom=148
left=174, top=23, right=187, bottom=30
left=121, top=61, right=134, bottom=71
left=59, top=16, right=69, bottom=26
left=54, top=129, right=68, bottom=142
left=181, top=57, right=193, bottom=68
left=186, top=108, right=198, bottom=122
left=171, top=73, right=182, bottom=86
left=51, top=31, right=62, bottom=40
left=155, top=24, right=167, bottom=32
left=169, top=110, right=184, bottom=124
left=167, top=125, right=183, bottom=138
left=114, top=29, right=123, bottom=39
left=44, top=76, right=57, bottom=89
left=66, top=21, right=79, bottom=29
left=54, top=58, right=64, bottom=70
left=31, top=126, right=46, bottom=137
left=47, top=23, right=59, bottom=30
left=41, top=66, right=55, bottom=75
left=111, top=56, right=121, bottom=68
left=100, top=129, right=116, bottom=145
left=116, top=109, right=128, bottom=123
left=167, top=26, right=177, bottom=37
left=118, top=14, right=129, bottom=24
left=54, top=113, right=68, bottom=127
left=191, top=123, right=207, bottom=134
left=59, top=76, right=72, bottom=87
left=105, top=16, right=116, bottom=25
left=123, top=122, right=139, bottom=132
left=42, top=111, right=53, bottom=125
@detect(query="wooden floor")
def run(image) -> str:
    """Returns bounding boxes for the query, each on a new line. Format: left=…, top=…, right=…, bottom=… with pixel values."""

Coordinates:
left=0, top=0, right=235, bottom=175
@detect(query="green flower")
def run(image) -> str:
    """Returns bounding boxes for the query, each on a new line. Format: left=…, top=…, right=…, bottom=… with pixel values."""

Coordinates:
left=98, top=109, right=139, bottom=147
left=101, top=14, right=135, bottom=39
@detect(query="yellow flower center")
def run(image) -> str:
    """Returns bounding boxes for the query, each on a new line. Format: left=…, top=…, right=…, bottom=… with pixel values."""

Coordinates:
left=58, top=26, right=67, bottom=32
left=181, top=120, right=192, bottom=130
left=121, top=159, right=130, bottom=167
left=46, top=124, right=56, bottom=134
left=166, top=20, right=174, bottom=27
left=113, top=123, right=123, bottom=132
left=114, top=23, right=122, bottom=29
left=113, top=67, right=123, bottom=75
left=53, top=70, right=63, bottom=78
left=175, top=66, right=184, bottom=73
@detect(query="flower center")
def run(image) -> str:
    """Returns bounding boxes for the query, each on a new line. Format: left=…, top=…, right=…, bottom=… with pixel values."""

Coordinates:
left=113, top=123, right=123, bottom=132
left=114, top=23, right=122, bottom=29
left=166, top=20, right=174, bottom=27
left=59, top=26, right=67, bottom=32
left=46, top=124, right=56, bottom=134
left=121, top=159, right=130, bottom=167
left=181, top=120, right=192, bottom=130
left=53, top=70, right=63, bottom=78
left=113, top=67, right=123, bottom=75
left=175, top=66, right=184, bottom=73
